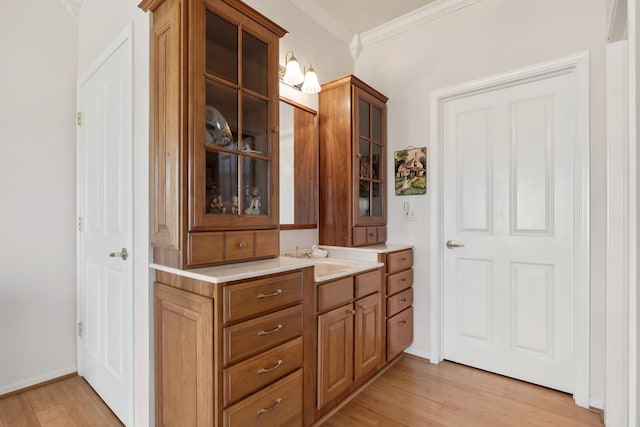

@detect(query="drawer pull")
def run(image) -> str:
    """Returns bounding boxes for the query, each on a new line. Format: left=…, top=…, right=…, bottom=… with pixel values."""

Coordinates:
left=368, top=232, right=376, bottom=237
left=257, top=324, right=283, bottom=336
left=256, top=289, right=283, bottom=299
left=398, top=257, right=407, bottom=262
left=239, top=241, right=247, bottom=249
left=347, top=309, right=356, bottom=316
left=256, top=398, right=282, bottom=415
left=358, top=304, right=366, bottom=310
left=398, top=278, right=407, bottom=284
left=398, top=298, right=408, bottom=304
left=398, top=320, right=407, bottom=326
left=257, top=359, right=283, bottom=374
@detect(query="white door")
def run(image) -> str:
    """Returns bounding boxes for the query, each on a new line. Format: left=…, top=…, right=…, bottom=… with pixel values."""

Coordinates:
left=77, top=32, right=133, bottom=425
left=442, top=73, right=575, bottom=393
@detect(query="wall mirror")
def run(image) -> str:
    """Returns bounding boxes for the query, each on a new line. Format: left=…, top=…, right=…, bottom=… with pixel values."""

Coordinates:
left=279, top=97, right=318, bottom=229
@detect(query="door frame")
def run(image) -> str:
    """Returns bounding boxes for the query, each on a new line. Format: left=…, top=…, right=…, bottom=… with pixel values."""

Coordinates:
left=428, top=52, right=590, bottom=408
left=76, top=23, right=134, bottom=424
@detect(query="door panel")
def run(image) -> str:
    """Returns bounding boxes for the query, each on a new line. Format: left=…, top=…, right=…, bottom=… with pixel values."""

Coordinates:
left=443, top=73, right=574, bottom=393
left=77, top=33, right=133, bottom=425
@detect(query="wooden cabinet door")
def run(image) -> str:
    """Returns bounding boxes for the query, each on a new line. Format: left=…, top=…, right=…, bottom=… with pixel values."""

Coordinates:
left=317, top=303, right=354, bottom=409
left=155, top=283, right=213, bottom=427
left=354, top=292, right=382, bottom=379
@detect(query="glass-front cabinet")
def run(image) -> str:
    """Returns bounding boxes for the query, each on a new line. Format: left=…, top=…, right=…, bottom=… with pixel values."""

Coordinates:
left=319, top=75, right=388, bottom=247
left=142, top=0, right=286, bottom=269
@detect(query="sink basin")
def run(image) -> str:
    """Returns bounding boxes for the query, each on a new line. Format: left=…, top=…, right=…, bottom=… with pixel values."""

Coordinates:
left=314, top=262, right=350, bottom=278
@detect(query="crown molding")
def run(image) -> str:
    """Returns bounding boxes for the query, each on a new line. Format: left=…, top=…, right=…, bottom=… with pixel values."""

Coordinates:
left=359, top=0, right=482, bottom=51
left=288, top=0, right=354, bottom=46
left=61, top=0, right=83, bottom=20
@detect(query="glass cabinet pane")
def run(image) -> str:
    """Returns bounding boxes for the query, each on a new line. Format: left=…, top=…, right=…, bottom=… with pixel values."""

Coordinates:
left=206, top=151, right=239, bottom=215
left=359, top=139, right=370, bottom=178
left=242, top=157, right=270, bottom=215
left=371, top=143, right=381, bottom=180
left=242, top=31, right=268, bottom=96
left=358, top=98, right=370, bottom=138
left=371, top=182, right=382, bottom=217
left=372, top=106, right=382, bottom=142
left=242, top=94, right=268, bottom=154
left=205, top=11, right=238, bottom=83
left=205, top=80, right=238, bottom=150
left=358, top=180, right=370, bottom=216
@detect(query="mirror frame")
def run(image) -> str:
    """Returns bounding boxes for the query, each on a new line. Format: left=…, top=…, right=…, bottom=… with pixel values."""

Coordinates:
left=279, top=97, right=319, bottom=230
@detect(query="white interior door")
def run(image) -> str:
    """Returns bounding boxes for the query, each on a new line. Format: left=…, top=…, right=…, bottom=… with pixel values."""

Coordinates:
left=442, top=73, right=575, bottom=393
left=77, top=32, right=133, bottom=425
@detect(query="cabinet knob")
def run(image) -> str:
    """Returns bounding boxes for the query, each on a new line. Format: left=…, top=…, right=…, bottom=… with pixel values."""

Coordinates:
left=347, top=309, right=356, bottom=316
left=239, top=241, right=247, bottom=248
left=398, top=320, right=407, bottom=327
left=398, top=278, right=407, bottom=284
left=272, top=126, right=279, bottom=133
left=358, top=304, right=366, bottom=310
left=398, top=298, right=408, bottom=305
left=368, top=232, right=376, bottom=237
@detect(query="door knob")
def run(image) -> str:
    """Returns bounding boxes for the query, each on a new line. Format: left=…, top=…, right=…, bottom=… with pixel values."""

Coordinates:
left=109, top=248, right=128, bottom=261
left=446, top=240, right=464, bottom=249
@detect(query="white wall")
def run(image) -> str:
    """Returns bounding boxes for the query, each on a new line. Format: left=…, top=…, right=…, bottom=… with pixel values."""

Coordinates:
left=354, top=0, right=608, bottom=400
left=0, top=0, right=78, bottom=395
left=77, top=1, right=150, bottom=425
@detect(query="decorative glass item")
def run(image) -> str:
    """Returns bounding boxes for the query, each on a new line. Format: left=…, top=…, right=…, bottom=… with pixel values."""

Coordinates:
left=205, top=105, right=233, bottom=147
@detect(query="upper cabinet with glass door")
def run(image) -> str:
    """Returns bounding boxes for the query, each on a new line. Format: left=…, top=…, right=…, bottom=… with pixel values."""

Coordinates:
left=140, top=0, right=286, bottom=269
left=319, top=75, right=388, bottom=247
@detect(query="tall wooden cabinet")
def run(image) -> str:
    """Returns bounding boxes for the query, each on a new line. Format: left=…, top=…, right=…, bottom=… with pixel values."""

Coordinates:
left=140, top=0, right=287, bottom=269
left=319, top=75, right=389, bottom=247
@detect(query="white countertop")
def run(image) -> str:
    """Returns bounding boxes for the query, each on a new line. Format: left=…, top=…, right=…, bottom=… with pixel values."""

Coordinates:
left=318, top=243, right=413, bottom=263
left=151, top=255, right=383, bottom=284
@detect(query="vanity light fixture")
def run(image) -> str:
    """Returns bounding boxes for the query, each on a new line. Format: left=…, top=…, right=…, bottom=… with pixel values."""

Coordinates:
left=282, top=51, right=304, bottom=86
left=301, top=63, right=321, bottom=94
left=280, top=51, right=321, bottom=93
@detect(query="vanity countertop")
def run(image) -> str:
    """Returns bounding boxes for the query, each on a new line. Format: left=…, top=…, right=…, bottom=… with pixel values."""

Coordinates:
left=318, top=243, right=414, bottom=263
left=151, top=255, right=382, bottom=284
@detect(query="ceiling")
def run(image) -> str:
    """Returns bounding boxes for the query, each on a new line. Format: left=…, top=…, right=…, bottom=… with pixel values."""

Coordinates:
left=288, top=0, right=439, bottom=45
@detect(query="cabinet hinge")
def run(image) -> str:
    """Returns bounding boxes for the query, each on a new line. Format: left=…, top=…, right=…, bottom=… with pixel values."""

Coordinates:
left=77, top=321, right=83, bottom=338
left=77, top=112, right=83, bottom=126
left=77, top=217, right=83, bottom=232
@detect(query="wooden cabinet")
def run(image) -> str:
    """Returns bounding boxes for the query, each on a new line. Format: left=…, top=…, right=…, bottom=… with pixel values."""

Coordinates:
left=318, top=75, right=388, bottom=247
left=380, top=249, right=414, bottom=360
left=315, top=269, right=383, bottom=414
left=154, top=267, right=314, bottom=427
left=140, top=0, right=287, bottom=269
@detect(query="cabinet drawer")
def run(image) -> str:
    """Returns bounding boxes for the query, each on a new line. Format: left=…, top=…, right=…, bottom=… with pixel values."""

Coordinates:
left=386, top=287, right=413, bottom=318
left=227, top=231, right=256, bottom=261
left=188, top=232, right=225, bottom=266
left=223, top=337, right=303, bottom=406
left=223, top=370, right=303, bottom=427
left=224, top=305, right=303, bottom=365
left=386, top=249, right=413, bottom=274
left=223, top=272, right=303, bottom=324
left=355, top=269, right=381, bottom=299
left=386, top=269, right=413, bottom=296
left=387, top=307, right=413, bottom=360
left=318, top=277, right=353, bottom=312
left=255, top=229, right=279, bottom=258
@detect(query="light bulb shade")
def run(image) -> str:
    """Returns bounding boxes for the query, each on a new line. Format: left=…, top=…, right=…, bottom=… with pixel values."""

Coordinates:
left=283, top=53, right=304, bottom=86
left=301, top=68, right=321, bottom=94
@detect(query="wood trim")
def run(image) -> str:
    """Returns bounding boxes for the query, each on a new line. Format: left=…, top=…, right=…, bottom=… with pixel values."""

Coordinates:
left=218, top=0, right=287, bottom=36
left=321, top=75, right=388, bottom=103
left=429, top=52, right=591, bottom=407
left=280, top=97, right=317, bottom=116
left=0, top=373, right=77, bottom=400
left=138, top=0, right=165, bottom=12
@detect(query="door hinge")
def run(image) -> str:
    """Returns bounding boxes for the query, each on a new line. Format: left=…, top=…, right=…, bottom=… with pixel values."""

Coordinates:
left=77, top=217, right=83, bottom=232
left=77, top=112, right=83, bottom=126
left=77, top=321, right=83, bottom=338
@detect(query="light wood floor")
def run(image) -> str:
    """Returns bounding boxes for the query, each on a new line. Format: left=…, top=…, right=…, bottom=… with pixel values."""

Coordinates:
left=321, top=355, right=604, bottom=427
left=0, top=375, right=123, bottom=427
left=0, top=356, right=603, bottom=427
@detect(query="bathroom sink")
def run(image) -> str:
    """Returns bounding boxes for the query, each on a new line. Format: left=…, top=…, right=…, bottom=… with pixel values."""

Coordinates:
left=314, top=262, right=350, bottom=278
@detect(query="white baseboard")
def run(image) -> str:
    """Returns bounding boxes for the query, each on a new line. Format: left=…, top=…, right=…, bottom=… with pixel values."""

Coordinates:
left=404, top=346, right=431, bottom=361
left=0, top=366, right=77, bottom=396
left=589, top=397, right=604, bottom=410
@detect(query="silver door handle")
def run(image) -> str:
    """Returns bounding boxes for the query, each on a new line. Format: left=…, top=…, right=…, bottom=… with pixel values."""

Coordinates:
left=109, top=248, right=128, bottom=261
left=446, top=240, right=464, bottom=249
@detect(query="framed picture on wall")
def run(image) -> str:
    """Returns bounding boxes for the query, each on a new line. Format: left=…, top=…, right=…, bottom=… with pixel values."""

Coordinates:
left=394, top=147, right=427, bottom=195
